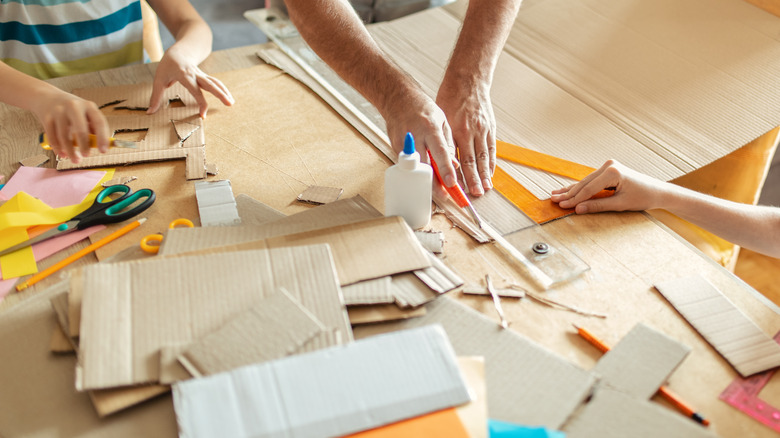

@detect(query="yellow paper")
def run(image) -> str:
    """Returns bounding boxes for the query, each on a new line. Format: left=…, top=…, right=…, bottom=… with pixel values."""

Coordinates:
left=0, top=169, right=115, bottom=279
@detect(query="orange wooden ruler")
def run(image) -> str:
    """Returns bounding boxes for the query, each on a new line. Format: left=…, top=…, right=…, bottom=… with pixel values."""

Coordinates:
left=493, top=140, right=610, bottom=224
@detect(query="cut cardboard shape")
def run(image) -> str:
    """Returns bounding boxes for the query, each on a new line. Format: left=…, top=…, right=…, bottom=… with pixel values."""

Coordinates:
left=194, top=179, right=242, bottom=227
left=297, top=185, right=344, bottom=204
left=414, top=230, right=444, bottom=254
left=20, top=153, right=49, bottom=167
left=392, top=273, right=439, bottom=308
left=235, top=193, right=286, bottom=225
left=342, top=276, right=395, bottom=306
left=0, top=281, right=178, bottom=435
left=592, top=323, right=690, bottom=400
left=77, top=244, right=351, bottom=390
left=353, top=296, right=596, bottom=429
left=655, top=274, right=780, bottom=377
left=172, top=325, right=472, bottom=438
left=413, top=252, right=465, bottom=295
left=561, top=388, right=717, bottom=438
left=60, top=83, right=207, bottom=180
left=348, top=303, right=427, bottom=325
left=177, top=288, right=326, bottom=378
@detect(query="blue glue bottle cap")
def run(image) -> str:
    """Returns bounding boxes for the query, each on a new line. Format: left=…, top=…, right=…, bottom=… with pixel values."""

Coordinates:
left=403, top=132, right=415, bottom=155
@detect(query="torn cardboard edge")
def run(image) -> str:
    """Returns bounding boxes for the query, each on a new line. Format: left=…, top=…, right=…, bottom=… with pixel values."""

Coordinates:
left=102, top=176, right=137, bottom=187
left=655, top=274, right=780, bottom=377
left=297, top=185, right=344, bottom=205
left=414, top=230, right=444, bottom=254
left=194, top=179, right=242, bottom=227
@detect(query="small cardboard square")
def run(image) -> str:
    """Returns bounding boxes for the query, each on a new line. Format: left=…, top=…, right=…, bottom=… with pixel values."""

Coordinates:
left=172, top=325, right=471, bottom=438
left=178, top=288, right=326, bottom=378
left=655, top=274, right=780, bottom=377
left=194, top=180, right=242, bottom=227
left=592, top=323, right=690, bottom=400
left=77, top=244, right=351, bottom=390
left=297, top=185, right=344, bottom=204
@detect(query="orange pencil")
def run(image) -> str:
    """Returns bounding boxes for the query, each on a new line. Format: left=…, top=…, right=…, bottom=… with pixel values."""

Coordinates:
left=573, top=324, right=710, bottom=426
left=16, top=218, right=146, bottom=291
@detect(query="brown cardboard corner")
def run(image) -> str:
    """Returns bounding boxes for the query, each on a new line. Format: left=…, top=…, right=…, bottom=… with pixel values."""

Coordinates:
left=235, top=193, right=286, bottom=226
left=20, top=153, right=49, bottom=167
left=159, top=344, right=192, bottom=385
left=297, top=185, right=344, bottom=205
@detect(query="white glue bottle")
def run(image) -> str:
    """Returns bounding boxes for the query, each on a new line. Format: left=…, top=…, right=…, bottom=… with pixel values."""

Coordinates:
left=384, top=132, right=432, bottom=229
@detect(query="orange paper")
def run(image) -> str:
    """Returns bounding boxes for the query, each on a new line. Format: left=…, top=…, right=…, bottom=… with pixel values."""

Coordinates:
left=343, top=408, right=470, bottom=438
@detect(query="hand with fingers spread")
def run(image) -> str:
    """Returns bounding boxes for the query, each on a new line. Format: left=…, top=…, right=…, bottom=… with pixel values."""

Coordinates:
left=550, top=160, right=662, bottom=214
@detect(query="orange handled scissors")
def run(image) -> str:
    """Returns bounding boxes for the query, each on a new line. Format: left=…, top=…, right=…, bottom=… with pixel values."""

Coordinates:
left=140, top=218, right=194, bottom=254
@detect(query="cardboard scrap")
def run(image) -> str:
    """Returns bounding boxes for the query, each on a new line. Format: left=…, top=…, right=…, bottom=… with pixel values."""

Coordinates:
left=178, top=288, right=326, bottom=378
left=592, top=323, right=690, bottom=400
left=19, top=153, right=49, bottom=167
left=561, top=388, right=717, bottom=438
left=235, top=193, right=286, bottom=225
left=77, top=244, right=351, bottom=390
left=102, top=176, right=137, bottom=187
left=205, top=162, right=219, bottom=175
left=297, top=185, right=344, bottom=204
left=348, top=304, right=427, bottom=325
left=655, top=274, right=780, bottom=376
left=194, top=180, right=242, bottom=227
left=172, top=325, right=472, bottom=438
left=392, top=273, right=439, bottom=308
left=353, top=297, right=596, bottom=429
left=342, top=276, right=395, bottom=306
left=414, top=230, right=444, bottom=254
left=414, top=252, right=464, bottom=295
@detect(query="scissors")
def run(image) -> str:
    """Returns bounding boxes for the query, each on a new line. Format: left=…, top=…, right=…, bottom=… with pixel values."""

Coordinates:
left=0, top=184, right=155, bottom=257
left=139, top=218, right=194, bottom=254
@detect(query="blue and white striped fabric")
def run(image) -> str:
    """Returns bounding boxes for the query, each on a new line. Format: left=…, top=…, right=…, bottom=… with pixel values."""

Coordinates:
left=0, top=0, right=143, bottom=79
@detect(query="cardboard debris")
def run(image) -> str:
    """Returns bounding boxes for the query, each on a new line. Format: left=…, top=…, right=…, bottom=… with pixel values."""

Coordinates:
left=102, top=176, right=137, bottom=187
left=297, top=185, right=344, bottom=204
left=172, top=119, right=200, bottom=143
left=194, top=180, right=242, bottom=227
left=61, top=83, right=207, bottom=180
left=77, top=244, right=351, bottom=390
left=655, top=274, right=780, bottom=377
left=342, top=276, right=395, bottom=306
left=561, top=388, right=717, bottom=438
left=19, top=153, right=49, bottom=167
left=205, top=162, right=219, bottom=175
left=414, top=230, right=445, bottom=254
left=353, top=296, right=596, bottom=429
left=172, top=325, right=472, bottom=438
left=178, top=288, right=326, bottom=378
left=392, top=273, right=439, bottom=308
left=414, top=252, right=464, bottom=295
left=462, top=285, right=526, bottom=299
left=592, top=323, right=690, bottom=400
left=348, top=304, right=427, bottom=325
left=0, top=281, right=177, bottom=435
left=235, top=193, right=286, bottom=225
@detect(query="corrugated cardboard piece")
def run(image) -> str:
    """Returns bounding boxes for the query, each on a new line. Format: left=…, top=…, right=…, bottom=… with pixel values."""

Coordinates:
left=655, top=274, right=780, bottom=377
left=194, top=180, right=242, bottom=226
left=353, top=296, right=596, bottom=429
left=77, top=244, right=351, bottom=390
left=178, top=287, right=326, bottom=378
left=61, top=83, right=206, bottom=179
left=235, top=193, right=286, bottom=225
left=297, top=185, right=344, bottom=204
left=342, top=276, right=395, bottom=305
left=172, top=325, right=472, bottom=438
left=348, top=304, right=427, bottom=325
left=592, top=323, right=690, bottom=400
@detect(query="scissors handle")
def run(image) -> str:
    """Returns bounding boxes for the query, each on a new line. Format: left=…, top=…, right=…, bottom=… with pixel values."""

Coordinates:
left=76, top=188, right=156, bottom=229
left=72, top=185, right=132, bottom=222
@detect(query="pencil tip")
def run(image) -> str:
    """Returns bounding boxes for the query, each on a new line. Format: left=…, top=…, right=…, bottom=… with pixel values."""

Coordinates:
left=572, top=323, right=581, bottom=330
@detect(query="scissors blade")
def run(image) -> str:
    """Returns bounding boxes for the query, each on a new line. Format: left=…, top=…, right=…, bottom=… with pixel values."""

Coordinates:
left=0, top=221, right=78, bottom=257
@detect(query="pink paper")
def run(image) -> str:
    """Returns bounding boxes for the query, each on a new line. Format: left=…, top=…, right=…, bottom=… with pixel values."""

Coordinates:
left=0, top=225, right=105, bottom=300
left=0, top=167, right=106, bottom=208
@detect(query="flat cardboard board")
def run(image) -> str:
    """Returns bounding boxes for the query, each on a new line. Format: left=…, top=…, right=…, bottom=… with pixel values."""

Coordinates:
left=178, top=288, right=326, bottom=378
left=235, top=193, right=286, bottom=225
left=413, top=252, right=464, bottom=295
left=342, top=276, right=395, bottom=305
left=194, top=180, right=242, bottom=227
left=297, top=185, right=344, bottom=204
left=655, top=274, right=780, bottom=376
left=64, top=83, right=206, bottom=179
left=172, top=325, right=472, bottom=438
left=561, top=388, right=718, bottom=438
left=353, top=296, right=596, bottom=429
left=0, top=281, right=178, bottom=437
left=77, top=244, right=351, bottom=390
left=592, top=323, right=690, bottom=399
left=348, top=304, right=427, bottom=325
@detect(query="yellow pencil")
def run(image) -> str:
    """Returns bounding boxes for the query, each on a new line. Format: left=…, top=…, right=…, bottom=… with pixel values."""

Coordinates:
left=16, top=218, right=146, bottom=291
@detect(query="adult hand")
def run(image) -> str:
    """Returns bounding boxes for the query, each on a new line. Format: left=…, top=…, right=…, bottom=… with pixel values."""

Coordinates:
left=550, top=160, right=664, bottom=213
left=436, top=78, right=496, bottom=197
left=147, top=45, right=234, bottom=118
left=32, top=91, right=110, bottom=164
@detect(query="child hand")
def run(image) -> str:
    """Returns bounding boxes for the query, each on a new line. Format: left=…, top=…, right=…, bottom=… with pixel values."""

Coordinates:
left=147, top=45, right=234, bottom=118
left=550, top=160, right=664, bottom=214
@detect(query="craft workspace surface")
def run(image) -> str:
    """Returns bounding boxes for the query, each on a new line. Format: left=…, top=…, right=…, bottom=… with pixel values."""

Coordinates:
left=1, top=40, right=780, bottom=437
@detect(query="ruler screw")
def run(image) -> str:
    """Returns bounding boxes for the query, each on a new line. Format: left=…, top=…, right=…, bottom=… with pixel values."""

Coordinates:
left=532, top=242, right=549, bottom=255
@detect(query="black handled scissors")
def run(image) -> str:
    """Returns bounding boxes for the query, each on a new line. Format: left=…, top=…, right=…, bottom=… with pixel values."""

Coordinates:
left=0, top=184, right=155, bottom=257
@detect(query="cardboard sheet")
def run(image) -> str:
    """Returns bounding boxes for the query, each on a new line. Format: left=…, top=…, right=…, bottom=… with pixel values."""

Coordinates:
left=178, top=288, right=326, bottom=378
left=392, top=273, right=440, bottom=308
left=348, top=303, right=427, bottom=325
left=172, top=325, right=472, bottom=438
left=63, top=83, right=206, bottom=179
left=353, top=296, right=596, bottom=429
left=297, top=185, right=344, bottom=204
left=77, top=244, right=351, bottom=390
left=235, top=193, right=286, bottom=225
left=413, top=252, right=464, bottom=295
left=0, top=281, right=178, bottom=437
left=592, top=323, right=690, bottom=399
left=194, top=180, right=242, bottom=227
left=561, top=388, right=717, bottom=438
left=655, top=274, right=780, bottom=376
left=342, top=276, right=395, bottom=305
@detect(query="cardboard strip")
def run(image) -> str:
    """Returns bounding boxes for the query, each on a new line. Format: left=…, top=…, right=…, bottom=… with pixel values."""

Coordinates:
left=342, top=276, right=395, bottom=306
left=592, top=323, right=690, bottom=399
left=194, top=180, right=242, bottom=227
left=178, top=288, right=326, bottom=378
left=347, top=304, right=427, bottom=325
left=172, top=325, right=472, bottom=438
left=655, top=275, right=780, bottom=377
left=413, top=253, right=464, bottom=295
left=391, top=273, right=439, bottom=308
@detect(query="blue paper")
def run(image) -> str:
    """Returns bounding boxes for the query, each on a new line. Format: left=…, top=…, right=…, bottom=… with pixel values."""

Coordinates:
left=488, top=419, right=566, bottom=438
